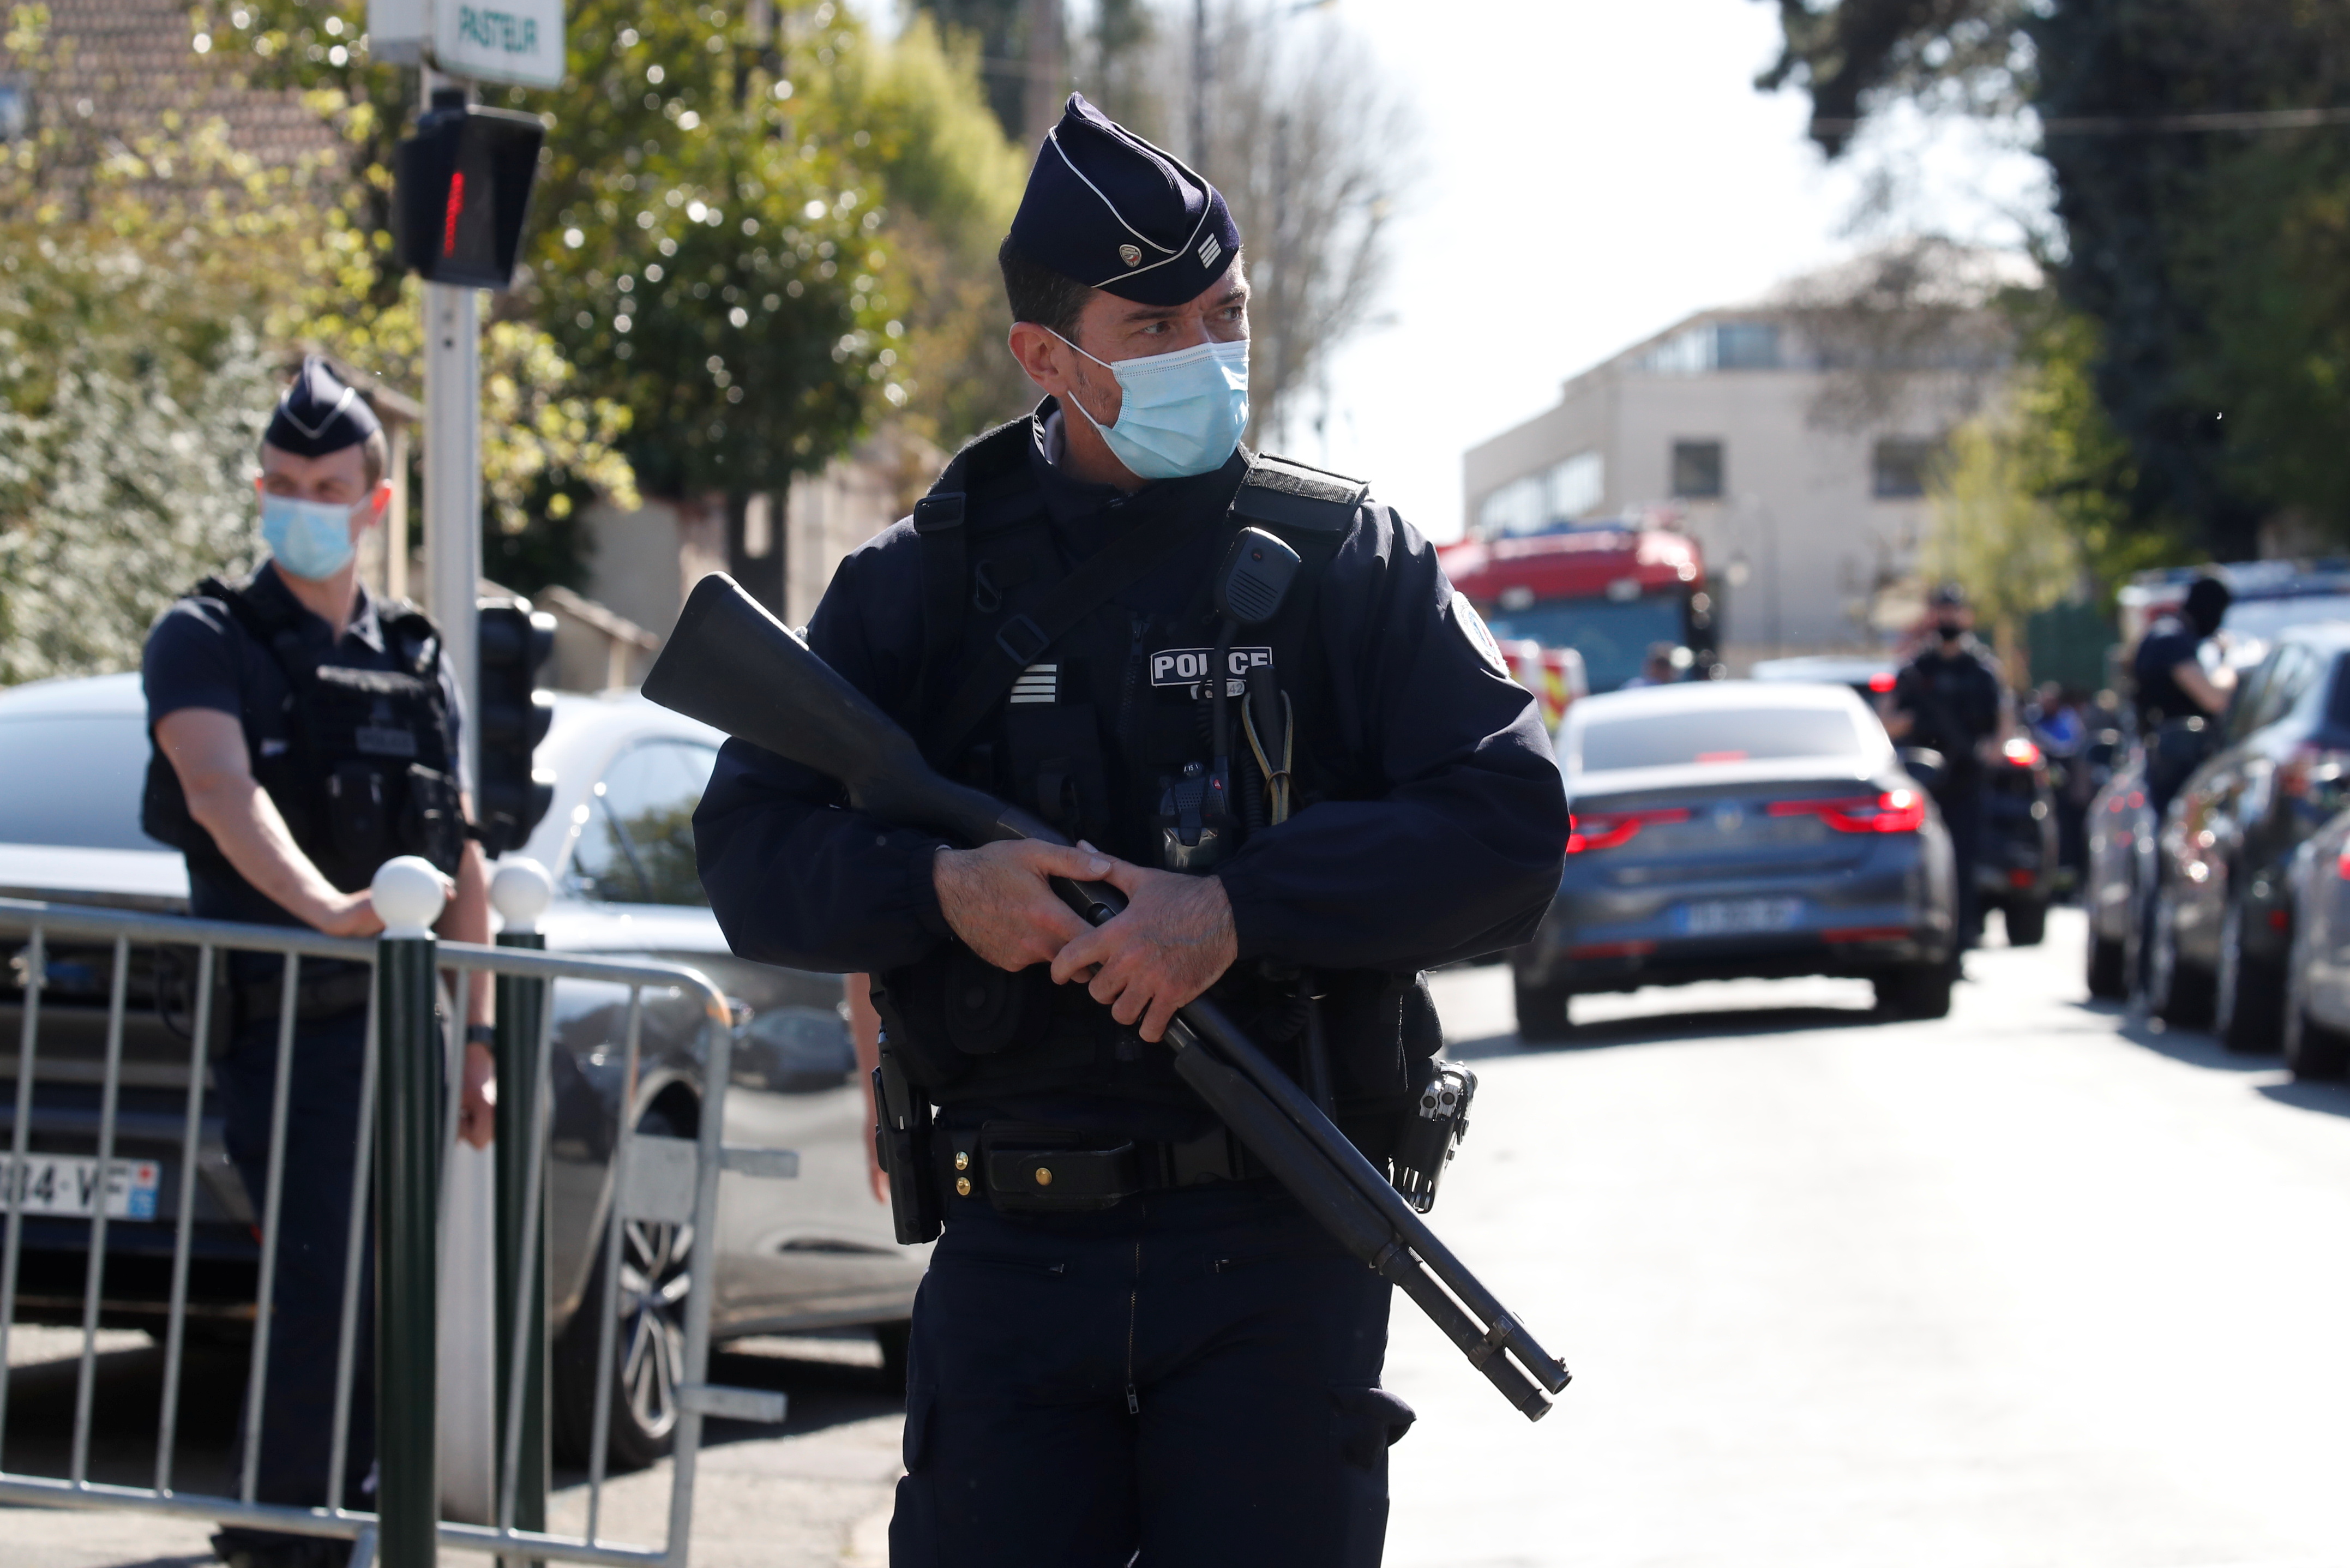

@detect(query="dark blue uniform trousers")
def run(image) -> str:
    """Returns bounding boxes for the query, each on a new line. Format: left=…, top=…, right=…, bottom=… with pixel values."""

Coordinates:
left=891, top=1182, right=1408, bottom=1567
left=213, top=990, right=376, bottom=1540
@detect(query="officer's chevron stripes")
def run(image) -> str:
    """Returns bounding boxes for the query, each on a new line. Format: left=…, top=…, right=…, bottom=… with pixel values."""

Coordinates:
left=1009, top=664, right=1058, bottom=705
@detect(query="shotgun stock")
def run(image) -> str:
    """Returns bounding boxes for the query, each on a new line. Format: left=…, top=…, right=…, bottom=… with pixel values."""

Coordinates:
left=644, top=573, right=1570, bottom=1419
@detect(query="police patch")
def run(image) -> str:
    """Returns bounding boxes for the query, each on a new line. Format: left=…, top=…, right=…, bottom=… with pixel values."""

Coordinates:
left=1149, top=645, right=1271, bottom=700
left=1451, top=591, right=1511, bottom=677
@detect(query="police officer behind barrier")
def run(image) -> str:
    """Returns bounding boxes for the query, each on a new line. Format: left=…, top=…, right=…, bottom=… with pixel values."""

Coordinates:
left=140, top=357, right=495, bottom=1568
left=2132, top=574, right=2235, bottom=819
left=694, top=95, right=1569, bottom=1566
left=1882, top=584, right=2008, bottom=951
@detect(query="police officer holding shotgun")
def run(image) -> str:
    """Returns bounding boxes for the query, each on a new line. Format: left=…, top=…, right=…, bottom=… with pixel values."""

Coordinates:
left=694, top=96, right=1568, bottom=1565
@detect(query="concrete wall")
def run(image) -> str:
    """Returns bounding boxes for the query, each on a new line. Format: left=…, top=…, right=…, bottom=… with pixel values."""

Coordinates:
left=1462, top=323, right=1999, bottom=657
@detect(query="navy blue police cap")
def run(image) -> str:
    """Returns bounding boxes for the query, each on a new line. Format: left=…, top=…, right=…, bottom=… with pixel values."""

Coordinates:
left=1010, top=94, right=1243, bottom=307
left=264, top=354, right=381, bottom=459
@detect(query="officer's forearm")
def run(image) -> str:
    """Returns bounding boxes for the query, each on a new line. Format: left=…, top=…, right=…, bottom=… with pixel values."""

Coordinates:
left=185, top=774, right=363, bottom=931
left=438, top=833, right=494, bottom=1025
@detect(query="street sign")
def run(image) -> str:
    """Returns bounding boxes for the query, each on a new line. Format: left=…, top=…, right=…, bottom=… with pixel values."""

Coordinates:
left=368, top=0, right=425, bottom=64
left=430, top=0, right=566, bottom=88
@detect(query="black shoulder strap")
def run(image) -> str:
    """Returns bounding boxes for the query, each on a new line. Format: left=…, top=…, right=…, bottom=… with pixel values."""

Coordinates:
left=924, top=497, right=1218, bottom=767
left=1231, top=452, right=1368, bottom=535
left=913, top=417, right=1035, bottom=729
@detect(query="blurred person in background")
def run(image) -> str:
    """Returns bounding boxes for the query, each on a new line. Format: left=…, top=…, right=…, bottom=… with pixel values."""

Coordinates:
left=1620, top=641, right=1690, bottom=688
left=2029, top=683, right=2091, bottom=876
left=140, top=357, right=495, bottom=1568
left=2133, top=574, right=2235, bottom=822
left=1881, top=584, right=2008, bottom=952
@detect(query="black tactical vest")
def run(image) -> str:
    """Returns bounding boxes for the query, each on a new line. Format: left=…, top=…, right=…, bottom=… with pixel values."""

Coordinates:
left=142, top=574, right=468, bottom=893
left=867, top=417, right=1443, bottom=1125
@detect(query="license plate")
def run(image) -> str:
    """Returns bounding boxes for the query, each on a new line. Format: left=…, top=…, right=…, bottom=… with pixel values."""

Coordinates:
left=0, top=1155, right=163, bottom=1221
left=1674, top=897, right=1804, bottom=936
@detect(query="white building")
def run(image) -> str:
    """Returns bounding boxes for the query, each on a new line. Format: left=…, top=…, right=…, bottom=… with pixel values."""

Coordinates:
left=1462, top=262, right=2014, bottom=660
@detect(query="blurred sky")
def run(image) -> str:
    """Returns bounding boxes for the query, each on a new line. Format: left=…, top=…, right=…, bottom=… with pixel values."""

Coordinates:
left=873, top=0, right=2051, bottom=539
left=1290, top=0, right=2053, bottom=539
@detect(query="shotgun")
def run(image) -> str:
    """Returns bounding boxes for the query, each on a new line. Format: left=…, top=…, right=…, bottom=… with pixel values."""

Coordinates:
left=644, top=573, right=1570, bottom=1420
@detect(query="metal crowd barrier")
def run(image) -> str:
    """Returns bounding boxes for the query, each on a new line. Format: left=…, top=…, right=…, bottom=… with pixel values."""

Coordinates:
left=0, top=857, right=794, bottom=1568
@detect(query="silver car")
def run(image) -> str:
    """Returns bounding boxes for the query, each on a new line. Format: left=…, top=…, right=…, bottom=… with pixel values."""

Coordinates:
left=1511, top=681, right=1956, bottom=1040
left=0, top=672, right=921, bottom=1468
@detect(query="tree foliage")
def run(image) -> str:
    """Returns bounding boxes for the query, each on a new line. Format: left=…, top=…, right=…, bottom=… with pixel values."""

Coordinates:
left=1759, top=0, right=2350, bottom=560
left=214, top=0, right=1026, bottom=508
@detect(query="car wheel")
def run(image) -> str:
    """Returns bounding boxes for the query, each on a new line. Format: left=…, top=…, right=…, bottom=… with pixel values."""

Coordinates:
left=2004, top=900, right=2048, bottom=947
left=2146, top=886, right=2215, bottom=1028
left=2284, top=963, right=2350, bottom=1082
left=1512, top=972, right=1576, bottom=1043
left=2214, top=894, right=2284, bottom=1054
left=2086, top=918, right=2127, bottom=1000
left=1874, top=960, right=1952, bottom=1020
left=554, top=1106, right=693, bottom=1472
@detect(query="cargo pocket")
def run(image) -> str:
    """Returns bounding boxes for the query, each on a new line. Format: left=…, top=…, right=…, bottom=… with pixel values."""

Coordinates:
left=1330, top=1386, right=1415, bottom=1470
left=901, top=1385, right=936, bottom=1475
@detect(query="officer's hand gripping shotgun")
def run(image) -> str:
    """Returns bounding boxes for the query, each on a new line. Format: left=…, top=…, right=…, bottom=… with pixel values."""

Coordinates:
left=644, top=574, right=1571, bottom=1421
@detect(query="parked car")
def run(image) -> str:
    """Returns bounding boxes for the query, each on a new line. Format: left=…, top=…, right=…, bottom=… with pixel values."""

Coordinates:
left=2080, top=584, right=2350, bottom=1002
left=2135, top=626, right=2350, bottom=1050
left=1512, top=680, right=1956, bottom=1041
left=1753, top=655, right=2059, bottom=944
left=0, top=672, right=921, bottom=1468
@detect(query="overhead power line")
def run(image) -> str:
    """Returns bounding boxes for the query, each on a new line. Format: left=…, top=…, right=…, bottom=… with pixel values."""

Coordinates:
left=1811, top=105, right=2350, bottom=137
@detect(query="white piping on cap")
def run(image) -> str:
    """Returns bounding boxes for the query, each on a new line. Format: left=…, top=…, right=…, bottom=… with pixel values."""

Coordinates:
left=1042, top=127, right=1221, bottom=291
left=274, top=380, right=359, bottom=442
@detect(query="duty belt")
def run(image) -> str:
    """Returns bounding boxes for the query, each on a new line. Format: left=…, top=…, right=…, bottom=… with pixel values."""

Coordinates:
left=933, top=1120, right=1270, bottom=1214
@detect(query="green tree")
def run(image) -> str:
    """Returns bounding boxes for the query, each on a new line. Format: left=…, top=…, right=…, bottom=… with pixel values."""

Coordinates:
left=1759, top=0, right=2350, bottom=558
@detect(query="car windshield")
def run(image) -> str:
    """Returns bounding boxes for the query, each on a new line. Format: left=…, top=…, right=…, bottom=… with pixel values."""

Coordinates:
left=0, top=713, right=170, bottom=851
left=1485, top=595, right=1684, bottom=693
left=1577, top=704, right=1867, bottom=772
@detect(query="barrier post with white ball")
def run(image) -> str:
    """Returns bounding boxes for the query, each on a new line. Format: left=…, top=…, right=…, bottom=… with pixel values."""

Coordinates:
left=489, top=858, right=554, bottom=1566
left=371, top=855, right=448, bottom=1568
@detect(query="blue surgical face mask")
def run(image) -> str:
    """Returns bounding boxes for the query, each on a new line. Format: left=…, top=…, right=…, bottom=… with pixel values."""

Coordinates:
left=1054, top=332, right=1251, bottom=480
left=260, top=491, right=360, bottom=580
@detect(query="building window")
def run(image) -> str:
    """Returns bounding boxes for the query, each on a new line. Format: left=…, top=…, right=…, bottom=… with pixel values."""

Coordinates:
left=1546, top=451, right=1604, bottom=521
left=1476, top=475, right=1546, bottom=538
left=1873, top=437, right=1937, bottom=498
left=1671, top=441, right=1723, bottom=500
left=1639, top=321, right=1783, bottom=374
left=1476, top=450, right=1606, bottom=539
left=1714, top=323, right=1781, bottom=370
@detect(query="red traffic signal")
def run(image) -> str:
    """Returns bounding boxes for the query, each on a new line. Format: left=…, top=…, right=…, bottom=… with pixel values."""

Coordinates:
left=395, top=92, right=544, bottom=291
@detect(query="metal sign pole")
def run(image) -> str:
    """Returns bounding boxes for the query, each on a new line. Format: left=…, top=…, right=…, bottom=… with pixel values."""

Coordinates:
left=424, top=274, right=483, bottom=794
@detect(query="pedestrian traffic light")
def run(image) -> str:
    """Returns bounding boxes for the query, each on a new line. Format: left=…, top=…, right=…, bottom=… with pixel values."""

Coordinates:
left=476, top=600, right=557, bottom=857
left=394, top=90, right=544, bottom=291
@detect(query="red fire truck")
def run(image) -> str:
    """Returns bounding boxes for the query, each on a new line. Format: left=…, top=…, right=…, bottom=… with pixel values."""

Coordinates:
left=1438, top=519, right=1717, bottom=704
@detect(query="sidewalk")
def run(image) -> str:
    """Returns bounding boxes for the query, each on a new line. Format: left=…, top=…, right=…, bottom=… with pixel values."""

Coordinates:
left=4, top=1330, right=906, bottom=1568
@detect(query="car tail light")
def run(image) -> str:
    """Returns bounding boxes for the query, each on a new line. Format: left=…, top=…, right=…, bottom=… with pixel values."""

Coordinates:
left=1766, top=788, right=1926, bottom=834
left=2008, top=868, right=2036, bottom=888
left=2336, top=843, right=2350, bottom=880
left=1867, top=670, right=1897, bottom=694
left=1566, top=807, right=1690, bottom=853
left=2003, top=737, right=2042, bottom=767
left=2281, top=742, right=2350, bottom=802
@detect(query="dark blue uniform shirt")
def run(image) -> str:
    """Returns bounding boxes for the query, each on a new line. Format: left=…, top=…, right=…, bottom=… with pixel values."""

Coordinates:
left=695, top=411, right=1568, bottom=990
left=142, top=561, right=468, bottom=927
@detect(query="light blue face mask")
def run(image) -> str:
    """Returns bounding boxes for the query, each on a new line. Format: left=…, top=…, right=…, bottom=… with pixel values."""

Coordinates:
left=260, top=491, right=360, bottom=580
left=1055, top=333, right=1251, bottom=480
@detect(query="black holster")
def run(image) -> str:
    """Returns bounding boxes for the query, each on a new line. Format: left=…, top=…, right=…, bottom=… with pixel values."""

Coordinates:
left=873, top=1045, right=943, bottom=1244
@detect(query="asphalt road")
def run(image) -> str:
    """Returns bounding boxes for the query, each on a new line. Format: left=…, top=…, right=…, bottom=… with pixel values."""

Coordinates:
left=16, top=904, right=2350, bottom=1566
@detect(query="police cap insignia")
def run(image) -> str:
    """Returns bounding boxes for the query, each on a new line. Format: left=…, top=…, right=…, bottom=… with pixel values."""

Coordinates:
left=265, top=354, right=382, bottom=460
left=1010, top=93, right=1243, bottom=307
